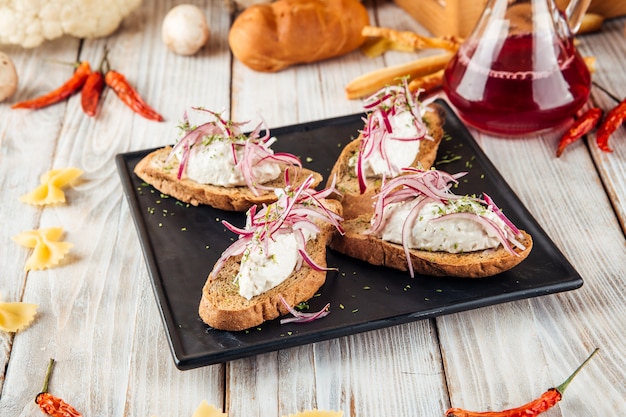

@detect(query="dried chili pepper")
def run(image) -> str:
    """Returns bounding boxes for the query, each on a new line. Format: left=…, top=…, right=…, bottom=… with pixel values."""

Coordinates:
left=445, top=348, right=599, bottom=417
left=35, top=358, right=83, bottom=417
left=80, top=71, right=104, bottom=117
left=595, top=98, right=626, bottom=153
left=80, top=51, right=108, bottom=117
left=104, top=68, right=164, bottom=122
left=556, top=107, right=603, bottom=157
left=12, top=62, right=91, bottom=110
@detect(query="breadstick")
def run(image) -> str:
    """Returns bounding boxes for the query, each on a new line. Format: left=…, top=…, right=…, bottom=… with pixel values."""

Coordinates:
left=577, top=13, right=604, bottom=34
left=345, top=52, right=453, bottom=99
left=361, top=26, right=463, bottom=52
left=361, top=38, right=416, bottom=58
left=407, top=69, right=445, bottom=94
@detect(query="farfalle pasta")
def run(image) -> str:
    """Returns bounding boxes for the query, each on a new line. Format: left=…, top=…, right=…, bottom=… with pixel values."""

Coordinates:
left=12, top=227, right=73, bottom=271
left=191, top=401, right=228, bottom=417
left=155, top=402, right=341, bottom=417
left=20, top=167, right=83, bottom=206
left=153, top=401, right=227, bottom=417
left=284, top=411, right=342, bottom=417
left=0, top=298, right=38, bottom=332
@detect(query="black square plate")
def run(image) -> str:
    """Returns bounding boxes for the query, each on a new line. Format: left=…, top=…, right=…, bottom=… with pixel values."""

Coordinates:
left=116, top=100, right=583, bottom=370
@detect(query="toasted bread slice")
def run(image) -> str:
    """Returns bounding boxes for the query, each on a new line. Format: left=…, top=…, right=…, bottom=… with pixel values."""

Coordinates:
left=327, top=104, right=445, bottom=220
left=198, top=199, right=342, bottom=331
left=329, top=215, right=533, bottom=278
left=134, top=146, right=323, bottom=211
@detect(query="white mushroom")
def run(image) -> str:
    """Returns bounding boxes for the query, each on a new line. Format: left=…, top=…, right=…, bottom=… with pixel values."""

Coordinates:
left=0, top=51, right=18, bottom=102
left=161, top=4, right=210, bottom=56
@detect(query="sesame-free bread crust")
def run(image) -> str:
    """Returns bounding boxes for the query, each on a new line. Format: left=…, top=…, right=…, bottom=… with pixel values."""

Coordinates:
left=327, top=104, right=445, bottom=220
left=198, top=199, right=342, bottom=331
left=134, top=146, right=323, bottom=211
left=329, top=215, right=533, bottom=278
left=228, top=0, right=369, bottom=72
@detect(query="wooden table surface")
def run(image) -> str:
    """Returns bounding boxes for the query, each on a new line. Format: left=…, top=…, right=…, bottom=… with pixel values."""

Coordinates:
left=1, top=1, right=625, bottom=416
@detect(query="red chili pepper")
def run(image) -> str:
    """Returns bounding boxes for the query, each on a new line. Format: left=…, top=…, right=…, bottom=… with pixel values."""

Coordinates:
left=12, top=62, right=91, bottom=110
left=80, top=51, right=108, bottom=117
left=35, top=358, right=83, bottom=417
left=556, top=107, right=603, bottom=157
left=80, top=71, right=104, bottom=117
left=595, top=98, right=626, bottom=153
left=104, top=69, right=164, bottom=121
left=445, top=348, right=598, bottom=417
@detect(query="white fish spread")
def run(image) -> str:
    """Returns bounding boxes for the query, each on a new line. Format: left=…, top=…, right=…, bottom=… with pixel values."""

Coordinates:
left=353, top=111, right=422, bottom=178
left=237, top=231, right=315, bottom=300
left=378, top=197, right=506, bottom=253
left=179, top=139, right=281, bottom=186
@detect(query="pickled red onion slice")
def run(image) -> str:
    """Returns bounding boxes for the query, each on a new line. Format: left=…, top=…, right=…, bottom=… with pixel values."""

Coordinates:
left=214, top=175, right=343, bottom=277
left=483, top=193, right=522, bottom=238
left=357, top=79, right=433, bottom=193
left=167, top=109, right=302, bottom=192
left=279, top=295, right=330, bottom=324
left=368, top=168, right=525, bottom=277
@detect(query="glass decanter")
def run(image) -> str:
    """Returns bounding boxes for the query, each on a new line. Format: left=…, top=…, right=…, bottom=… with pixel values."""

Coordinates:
left=443, top=0, right=592, bottom=136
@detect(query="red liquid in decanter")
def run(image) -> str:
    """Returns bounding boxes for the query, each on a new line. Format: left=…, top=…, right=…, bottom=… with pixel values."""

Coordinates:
left=443, top=33, right=591, bottom=136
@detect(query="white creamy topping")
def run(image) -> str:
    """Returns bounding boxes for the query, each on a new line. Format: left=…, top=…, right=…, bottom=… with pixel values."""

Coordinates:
left=237, top=230, right=315, bottom=300
left=177, top=139, right=281, bottom=186
left=353, top=111, right=422, bottom=178
left=378, top=198, right=505, bottom=253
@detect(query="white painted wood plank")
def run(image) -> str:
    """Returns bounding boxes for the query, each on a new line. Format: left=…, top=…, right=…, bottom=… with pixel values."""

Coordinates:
left=580, top=18, right=626, bottom=235
left=227, top=3, right=450, bottom=417
left=1, top=1, right=230, bottom=416
left=439, top=45, right=626, bottom=414
left=1, top=1, right=625, bottom=416
left=228, top=323, right=448, bottom=417
left=0, top=36, right=82, bottom=397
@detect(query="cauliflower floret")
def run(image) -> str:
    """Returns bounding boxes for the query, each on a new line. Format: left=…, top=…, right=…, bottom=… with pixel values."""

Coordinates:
left=0, top=0, right=142, bottom=48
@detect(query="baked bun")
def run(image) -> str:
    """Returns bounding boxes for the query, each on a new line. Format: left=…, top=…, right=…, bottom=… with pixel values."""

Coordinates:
left=228, top=0, right=370, bottom=72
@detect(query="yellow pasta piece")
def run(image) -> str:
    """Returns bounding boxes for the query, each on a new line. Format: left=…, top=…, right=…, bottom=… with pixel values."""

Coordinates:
left=284, top=411, right=342, bottom=417
left=192, top=401, right=228, bottom=417
left=152, top=401, right=227, bottom=417
left=20, top=167, right=83, bottom=205
left=12, top=227, right=73, bottom=271
left=0, top=299, right=38, bottom=332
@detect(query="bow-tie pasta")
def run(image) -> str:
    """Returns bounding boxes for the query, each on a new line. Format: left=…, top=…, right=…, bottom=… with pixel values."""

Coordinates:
left=12, top=227, right=73, bottom=271
left=20, top=167, right=83, bottom=205
left=191, top=401, right=228, bottom=417
left=152, top=400, right=227, bottom=417
left=0, top=299, right=38, bottom=332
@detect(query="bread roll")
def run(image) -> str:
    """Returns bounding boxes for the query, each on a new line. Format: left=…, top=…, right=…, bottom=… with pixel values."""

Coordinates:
left=228, top=0, right=370, bottom=72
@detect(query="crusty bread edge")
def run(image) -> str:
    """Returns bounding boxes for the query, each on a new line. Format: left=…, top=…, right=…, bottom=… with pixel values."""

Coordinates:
left=228, top=0, right=370, bottom=72
left=198, top=199, right=342, bottom=331
left=134, top=146, right=323, bottom=211
left=329, top=215, right=533, bottom=278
